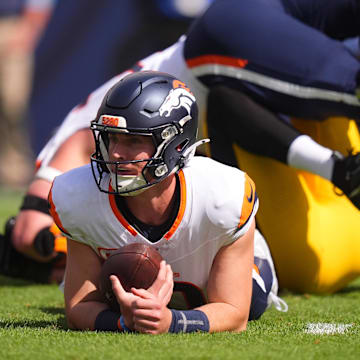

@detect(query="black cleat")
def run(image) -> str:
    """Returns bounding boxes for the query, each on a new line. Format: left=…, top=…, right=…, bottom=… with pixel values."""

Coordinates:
left=332, top=151, right=360, bottom=210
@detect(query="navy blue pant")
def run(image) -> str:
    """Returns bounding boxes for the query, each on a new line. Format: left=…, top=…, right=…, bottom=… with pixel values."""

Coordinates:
left=185, top=0, right=360, bottom=120
left=249, top=256, right=274, bottom=321
left=185, top=0, right=360, bottom=165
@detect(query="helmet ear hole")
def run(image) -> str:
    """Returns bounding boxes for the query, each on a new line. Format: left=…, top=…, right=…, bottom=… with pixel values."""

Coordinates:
left=176, top=139, right=189, bottom=152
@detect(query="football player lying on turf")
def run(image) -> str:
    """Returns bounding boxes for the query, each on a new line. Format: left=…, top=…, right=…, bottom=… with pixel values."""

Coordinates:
left=2, top=0, right=360, bottom=283
left=49, top=72, right=287, bottom=333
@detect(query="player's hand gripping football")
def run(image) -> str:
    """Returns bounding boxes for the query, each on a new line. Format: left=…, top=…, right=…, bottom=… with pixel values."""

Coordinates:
left=110, top=260, right=174, bottom=334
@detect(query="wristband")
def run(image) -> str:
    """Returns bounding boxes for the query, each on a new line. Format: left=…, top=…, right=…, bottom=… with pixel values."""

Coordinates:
left=35, top=166, right=62, bottom=183
left=169, top=310, right=210, bottom=333
left=33, top=227, right=55, bottom=256
left=20, top=194, right=50, bottom=215
left=119, top=315, right=133, bottom=333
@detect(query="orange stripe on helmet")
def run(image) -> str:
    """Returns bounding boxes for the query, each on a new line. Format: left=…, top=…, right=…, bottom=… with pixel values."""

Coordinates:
left=186, top=55, right=248, bottom=69
left=172, top=79, right=193, bottom=95
left=238, top=173, right=256, bottom=229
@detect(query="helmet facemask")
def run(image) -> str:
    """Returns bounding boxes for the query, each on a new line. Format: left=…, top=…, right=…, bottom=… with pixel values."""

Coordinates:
left=91, top=120, right=189, bottom=196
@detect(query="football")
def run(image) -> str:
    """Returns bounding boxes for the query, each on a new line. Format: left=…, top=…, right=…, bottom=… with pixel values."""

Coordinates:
left=99, top=243, right=163, bottom=312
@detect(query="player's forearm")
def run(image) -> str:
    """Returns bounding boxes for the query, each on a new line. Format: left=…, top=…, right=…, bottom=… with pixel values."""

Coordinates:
left=27, top=178, right=53, bottom=198
left=196, top=302, right=249, bottom=332
left=66, top=301, right=108, bottom=331
left=12, top=179, right=54, bottom=260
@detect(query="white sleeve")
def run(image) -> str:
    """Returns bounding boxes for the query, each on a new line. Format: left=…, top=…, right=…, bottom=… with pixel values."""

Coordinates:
left=36, top=72, right=129, bottom=168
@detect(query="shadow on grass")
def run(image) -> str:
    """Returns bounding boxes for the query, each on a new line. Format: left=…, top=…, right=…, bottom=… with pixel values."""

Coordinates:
left=334, top=285, right=360, bottom=295
left=40, top=306, right=65, bottom=316
left=0, top=317, right=67, bottom=330
left=38, top=306, right=67, bottom=329
left=0, top=275, right=63, bottom=288
left=0, top=306, right=67, bottom=330
left=0, top=275, right=35, bottom=287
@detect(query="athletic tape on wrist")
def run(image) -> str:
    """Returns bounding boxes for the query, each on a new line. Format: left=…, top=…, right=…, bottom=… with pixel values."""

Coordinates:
left=169, top=309, right=210, bottom=333
left=35, top=166, right=62, bottom=183
left=20, top=194, right=50, bottom=215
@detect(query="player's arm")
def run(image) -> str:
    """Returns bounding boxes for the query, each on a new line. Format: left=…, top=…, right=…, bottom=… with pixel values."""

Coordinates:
left=113, top=219, right=255, bottom=334
left=65, top=238, right=149, bottom=331
left=197, top=218, right=255, bottom=332
left=64, top=239, right=108, bottom=330
left=11, top=129, right=94, bottom=261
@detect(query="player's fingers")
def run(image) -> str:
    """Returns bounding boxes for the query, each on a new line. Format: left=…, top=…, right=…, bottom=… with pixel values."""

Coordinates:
left=133, top=311, right=162, bottom=333
left=157, top=260, right=167, bottom=279
left=133, top=307, right=172, bottom=334
left=133, top=319, right=157, bottom=333
left=133, top=320, right=157, bottom=334
left=159, top=283, right=173, bottom=306
left=131, top=287, right=154, bottom=300
left=131, top=293, right=162, bottom=312
left=158, top=265, right=174, bottom=302
left=165, top=263, right=173, bottom=283
left=133, top=308, right=160, bottom=322
left=110, top=275, right=127, bottom=300
left=148, top=260, right=167, bottom=294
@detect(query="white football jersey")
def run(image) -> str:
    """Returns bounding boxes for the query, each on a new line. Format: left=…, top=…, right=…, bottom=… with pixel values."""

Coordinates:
left=37, top=36, right=208, bottom=170
left=49, top=156, right=258, bottom=309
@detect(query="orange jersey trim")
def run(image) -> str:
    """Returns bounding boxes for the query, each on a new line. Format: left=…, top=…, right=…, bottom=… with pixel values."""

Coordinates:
left=238, top=173, right=256, bottom=229
left=186, top=55, right=248, bottom=69
left=48, top=183, right=71, bottom=237
left=108, top=185, right=138, bottom=237
left=164, top=170, right=186, bottom=241
left=107, top=171, right=186, bottom=240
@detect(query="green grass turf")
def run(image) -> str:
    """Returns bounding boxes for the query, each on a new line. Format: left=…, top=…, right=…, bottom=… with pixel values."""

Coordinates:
left=0, top=187, right=360, bottom=359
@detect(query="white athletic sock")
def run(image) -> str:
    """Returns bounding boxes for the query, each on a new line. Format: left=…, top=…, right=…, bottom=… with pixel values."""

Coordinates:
left=287, top=135, right=337, bottom=180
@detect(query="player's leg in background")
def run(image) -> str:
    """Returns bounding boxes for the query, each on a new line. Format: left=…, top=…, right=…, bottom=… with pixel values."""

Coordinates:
left=281, top=0, right=360, bottom=39
left=207, top=86, right=360, bottom=210
left=186, top=0, right=360, bottom=119
left=207, top=85, right=327, bottom=175
left=249, top=229, right=287, bottom=320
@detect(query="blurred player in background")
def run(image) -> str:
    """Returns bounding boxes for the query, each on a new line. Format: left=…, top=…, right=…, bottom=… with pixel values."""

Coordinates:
left=0, top=0, right=55, bottom=187
left=1, top=0, right=360, bottom=284
left=28, top=0, right=211, bottom=157
left=49, top=72, right=287, bottom=333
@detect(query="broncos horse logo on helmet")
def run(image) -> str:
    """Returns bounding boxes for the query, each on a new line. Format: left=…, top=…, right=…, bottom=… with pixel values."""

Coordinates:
left=159, top=81, right=196, bottom=118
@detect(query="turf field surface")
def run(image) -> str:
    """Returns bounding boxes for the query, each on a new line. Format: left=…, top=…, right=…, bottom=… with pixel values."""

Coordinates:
left=0, top=188, right=359, bottom=360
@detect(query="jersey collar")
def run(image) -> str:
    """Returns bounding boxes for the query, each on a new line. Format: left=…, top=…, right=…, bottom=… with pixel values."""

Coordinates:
left=108, top=169, right=187, bottom=240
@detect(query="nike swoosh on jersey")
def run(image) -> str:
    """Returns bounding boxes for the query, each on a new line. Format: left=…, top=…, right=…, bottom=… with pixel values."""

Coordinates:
left=247, top=183, right=253, bottom=203
left=238, top=173, right=257, bottom=230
